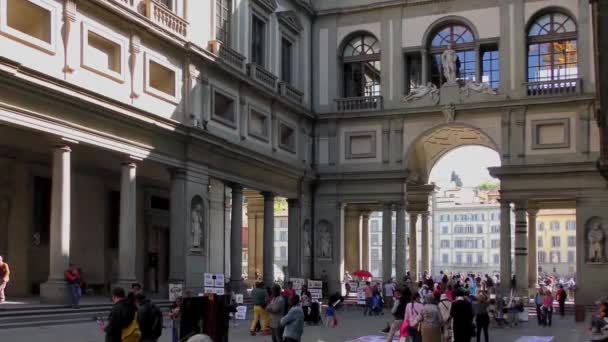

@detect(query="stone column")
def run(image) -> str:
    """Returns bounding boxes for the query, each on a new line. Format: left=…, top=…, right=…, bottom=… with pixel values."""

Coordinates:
left=421, top=48, right=428, bottom=85
left=409, top=213, right=418, bottom=280
left=40, top=146, right=72, bottom=304
left=169, top=169, right=187, bottom=284
left=382, top=203, right=393, bottom=281
left=395, top=204, right=406, bottom=280
left=230, top=184, right=244, bottom=292
left=420, top=212, right=430, bottom=275
left=514, top=201, right=529, bottom=295
left=361, top=213, right=370, bottom=270
left=344, top=207, right=361, bottom=273
left=287, top=199, right=301, bottom=279
left=115, top=162, right=138, bottom=288
left=262, top=192, right=275, bottom=286
left=499, top=200, right=512, bottom=293
left=527, top=208, right=539, bottom=288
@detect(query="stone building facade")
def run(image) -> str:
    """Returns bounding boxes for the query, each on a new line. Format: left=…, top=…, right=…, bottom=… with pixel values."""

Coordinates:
left=0, top=0, right=607, bottom=306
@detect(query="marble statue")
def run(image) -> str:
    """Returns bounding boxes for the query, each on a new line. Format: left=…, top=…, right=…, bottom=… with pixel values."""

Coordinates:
left=317, top=221, right=332, bottom=259
left=461, top=80, right=498, bottom=96
left=402, top=83, right=439, bottom=102
left=303, top=220, right=311, bottom=258
left=191, top=202, right=204, bottom=250
left=441, top=44, right=458, bottom=84
left=587, top=218, right=606, bottom=263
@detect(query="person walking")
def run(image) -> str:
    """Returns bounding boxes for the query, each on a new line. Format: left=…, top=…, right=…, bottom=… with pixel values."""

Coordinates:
left=384, top=279, right=395, bottom=308
left=451, top=289, right=474, bottom=342
left=534, top=288, right=545, bottom=325
left=473, top=293, right=490, bottom=342
left=281, top=295, right=304, bottom=342
left=250, top=282, right=270, bottom=336
left=266, top=284, right=286, bottom=342
left=542, top=289, right=554, bottom=327
left=104, top=287, right=137, bottom=342
left=404, top=293, right=424, bottom=342
left=363, top=281, right=374, bottom=316
left=418, top=293, right=442, bottom=342
left=556, top=284, right=567, bottom=317
left=134, top=294, right=163, bottom=342
left=0, top=256, right=10, bottom=303
left=300, top=285, right=312, bottom=322
left=438, top=293, right=453, bottom=342
left=64, top=264, right=81, bottom=308
left=386, top=288, right=406, bottom=342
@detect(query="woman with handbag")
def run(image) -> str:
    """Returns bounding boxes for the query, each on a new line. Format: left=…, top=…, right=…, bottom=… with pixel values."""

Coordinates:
left=404, top=293, right=424, bottom=342
left=418, top=294, right=442, bottom=342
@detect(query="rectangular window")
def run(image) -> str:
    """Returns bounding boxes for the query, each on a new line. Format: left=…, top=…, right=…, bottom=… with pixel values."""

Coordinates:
left=159, top=0, right=173, bottom=10
left=371, top=234, right=379, bottom=246
left=538, top=222, right=545, bottom=231
left=442, top=254, right=449, bottom=264
left=280, top=246, right=287, bottom=258
left=567, top=235, right=575, bottom=247
left=281, top=37, right=293, bottom=84
left=491, top=239, right=499, bottom=248
left=550, top=221, right=560, bottom=231
left=481, top=46, right=500, bottom=89
left=567, top=251, right=575, bottom=263
left=476, top=224, right=483, bottom=234
left=490, top=225, right=499, bottom=233
left=280, top=231, right=288, bottom=241
left=212, top=90, right=236, bottom=126
left=538, top=251, right=546, bottom=263
left=430, top=50, right=476, bottom=87
left=466, top=254, right=473, bottom=264
left=251, top=15, right=265, bottom=66
left=538, top=237, right=543, bottom=248
left=442, top=226, right=448, bottom=234
left=81, top=24, right=126, bottom=82
left=279, top=121, right=296, bottom=152
left=566, top=220, right=576, bottom=231
left=477, top=254, right=483, bottom=264
left=493, top=254, right=499, bottom=264
left=528, top=41, right=578, bottom=82
left=405, top=53, right=422, bottom=94
left=248, top=108, right=269, bottom=140
left=550, top=251, right=561, bottom=263
left=4, top=0, right=53, bottom=51
left=455, top=254, right=462, bottom=264
left=454, top=240, right=463, bottom=248
left=215, top=0, right=232, bottom=44
left=551, top=236, right=561, bottom=247
left=440, top=240, right=450, bottom=248
left=145, top=54, right=179, bottom=102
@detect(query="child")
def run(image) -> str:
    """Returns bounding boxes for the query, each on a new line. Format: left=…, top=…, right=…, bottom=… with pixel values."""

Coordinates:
left=325, top=302, right=338, bottom=327
left=372, top=292, right=383, bottom=316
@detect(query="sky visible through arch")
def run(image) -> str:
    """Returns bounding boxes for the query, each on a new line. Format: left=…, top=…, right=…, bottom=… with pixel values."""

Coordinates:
left=428, top=145, right=501, bottom=190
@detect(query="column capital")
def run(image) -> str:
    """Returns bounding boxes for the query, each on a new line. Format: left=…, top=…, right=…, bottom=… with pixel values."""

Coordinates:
left=527, top=207, right=539, bottom=216
left=230, top=183, right=244, bottom=193
left=513, top=200, right=529, bottom=211
left=168, top=167, right=187, bottom=179
left=287, top=198, right=300, bottom=208
left=52, top=145, right=72, bottom=152
left=121, top=161, right=137, bottom=168
left=382, top=202, right=393, bottom=210
left=261, top=191, right=275, bottom=200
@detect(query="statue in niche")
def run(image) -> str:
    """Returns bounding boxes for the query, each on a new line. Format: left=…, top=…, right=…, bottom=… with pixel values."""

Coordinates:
left=402, top=83, right=439, bottom=103
left=441, top=44, right=458, bottom=84
left=460, top=80, right=498, bottom=96
left=303, top=220, right=311, bottom=258
left=317, top=220, right=333, bottom=259
left=191, top=196, right=204, bottom=251
left=587, top=217, right=606, bottom=263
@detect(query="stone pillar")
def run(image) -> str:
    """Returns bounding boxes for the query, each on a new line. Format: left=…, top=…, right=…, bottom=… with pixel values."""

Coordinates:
left=230, top=184, right=244, bottom=292
left=514, top=201, right=528, bottom=295
left=169, top=169, right=187, bottom=284
left=287, top=199, right=301, bottom=279
left=115, top=162, right=138, bottom=289
left=395, top=204, right=406, bottom=280
left=40, top=146, right=72, bottom=304
left=499, top=200, right=512, bottom=293
left=382, top=203, right=392, bottom=281
left=361, top=213, right=370, bottom=270
left=421, top=48, right=428, bottom=85
left=527, top=208, right=539, bottom=289
left=344, top=207, right=361, bottom=273
left=262, top=192, right=275, bottom=285
left=420, top=212, right=430, bottom=275
left=409, top=213, right=418, bottom=280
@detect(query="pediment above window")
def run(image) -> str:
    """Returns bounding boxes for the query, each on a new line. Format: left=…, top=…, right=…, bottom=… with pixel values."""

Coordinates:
left=251, top=0, right=278, bottom=14
left=277, top=10, right=303, bottom=34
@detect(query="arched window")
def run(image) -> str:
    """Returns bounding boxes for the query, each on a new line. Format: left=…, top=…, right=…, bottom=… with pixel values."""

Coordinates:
left=342, top=34, right=381, bottom=97
left=527, top=12, right=578, bottom=83
left=429, top=23, right=476, bottom=86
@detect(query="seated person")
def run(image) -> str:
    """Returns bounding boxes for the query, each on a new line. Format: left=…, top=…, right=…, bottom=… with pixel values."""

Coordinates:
left=590, top=302, right=608, bottom=335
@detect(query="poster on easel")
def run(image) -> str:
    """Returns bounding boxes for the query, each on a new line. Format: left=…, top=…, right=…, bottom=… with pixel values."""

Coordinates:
left=235, top=305, right=247, bottom=320
left=169, top=283, right=183, bottom=302
left=308, top=279, right=323, bottom=300
left=291, top=278, right=305, bottom=296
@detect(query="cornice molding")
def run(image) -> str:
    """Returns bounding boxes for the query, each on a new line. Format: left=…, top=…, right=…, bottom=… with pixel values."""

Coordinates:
left=277, top=10, right=304, bottom=34
left=314, top=0, right=453, bottom=16
left=251, top=0, right=278, bottom=14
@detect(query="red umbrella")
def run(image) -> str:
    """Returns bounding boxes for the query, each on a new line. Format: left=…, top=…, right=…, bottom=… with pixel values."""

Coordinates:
left=352, top=270, right=373, bottom=278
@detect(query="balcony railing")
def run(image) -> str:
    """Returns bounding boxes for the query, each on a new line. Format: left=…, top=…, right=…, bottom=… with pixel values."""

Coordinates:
left=208, top=40, right=246, bottom=74
left=144, top=0, right=188, bottom=37
left=279, top=82, right=304, bottom=104
left=247, top=63, right=277, bottom=92
left=525, top=78, right=582, bottom=97
left=335, top=96, right=383, bottom=112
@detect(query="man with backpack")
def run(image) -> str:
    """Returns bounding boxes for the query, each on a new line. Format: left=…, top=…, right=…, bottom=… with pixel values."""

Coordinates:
left=104, top=287, right=138, bottom=342
left=135, top=293, right=163, bottom=342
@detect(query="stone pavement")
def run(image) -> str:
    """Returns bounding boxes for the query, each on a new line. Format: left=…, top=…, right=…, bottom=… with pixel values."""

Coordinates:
left=0, top=308, right=595, bottom=342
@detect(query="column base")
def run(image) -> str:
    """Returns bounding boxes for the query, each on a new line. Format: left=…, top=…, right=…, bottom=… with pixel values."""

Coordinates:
left=40, top=280, right=71, bottom=305
left=229, top=279, right=244, bottom=295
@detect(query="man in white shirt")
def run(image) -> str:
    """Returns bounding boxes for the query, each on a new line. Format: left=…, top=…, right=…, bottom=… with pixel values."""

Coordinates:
left=384, top=279, right=395, bottom=308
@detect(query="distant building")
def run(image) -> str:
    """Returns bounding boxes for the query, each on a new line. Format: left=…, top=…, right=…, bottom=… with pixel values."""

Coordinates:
left=536, top=209, right=577, bottom=277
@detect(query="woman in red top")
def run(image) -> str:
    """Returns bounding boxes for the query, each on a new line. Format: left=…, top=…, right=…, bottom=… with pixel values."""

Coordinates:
left=64, top=264, right=81, bottom=308
left=555, top=284, right=567, bottom=317
left=541, top=289, right=554, bottom=326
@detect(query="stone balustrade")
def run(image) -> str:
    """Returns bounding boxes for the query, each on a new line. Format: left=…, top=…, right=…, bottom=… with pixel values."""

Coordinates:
left=145, top=0, right=188, bottom=37
left=208, top=40, right=246, bottom=74
left=279, top=82, right=304, bottom=104
left=335, top=96, right=383, bottom=112
left=525, top=78, right=582, bottom=97
left=247, top=63, right=278, bottom=92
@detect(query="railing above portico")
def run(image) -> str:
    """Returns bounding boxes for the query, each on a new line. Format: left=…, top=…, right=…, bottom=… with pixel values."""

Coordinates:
left=247, top=63, right=278, bottom=92
left=208, top=40, right=246, bottom=74
left=525, top=78, right=582, bottom=97
left=279, top=82, right=304, bottom=104
left=335, top=96, right=383, bottom=112
left=144, top=0, right=188, bottom=37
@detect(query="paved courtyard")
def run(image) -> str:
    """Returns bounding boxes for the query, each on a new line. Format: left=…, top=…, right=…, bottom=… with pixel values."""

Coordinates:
left=0, top=309, right=594, bottom=342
